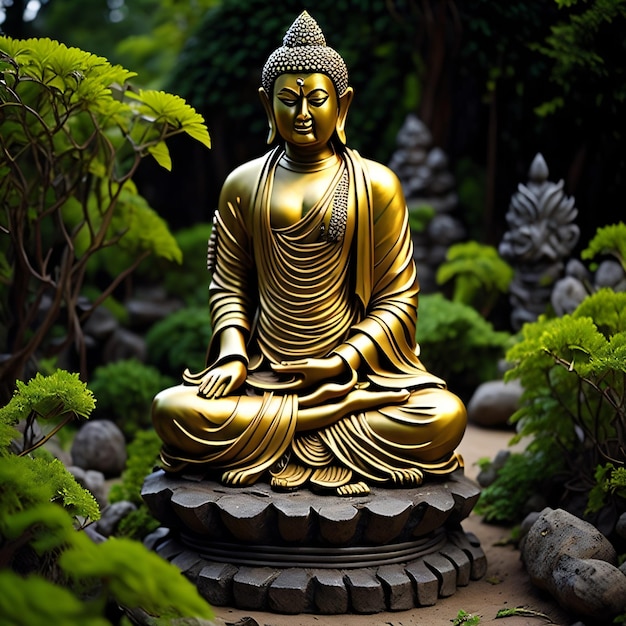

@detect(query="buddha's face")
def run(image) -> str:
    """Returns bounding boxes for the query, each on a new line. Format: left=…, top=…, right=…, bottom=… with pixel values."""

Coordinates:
left=272, top=73, right=338, bottom=149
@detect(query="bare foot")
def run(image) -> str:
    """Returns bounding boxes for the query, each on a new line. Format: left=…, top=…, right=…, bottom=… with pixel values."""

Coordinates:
left=345, top=388, right=410, bottom=413
left=222, top=468, right=258, bottom=486
left=389, top=467, right=423, bottom=487
left=337, top=481, right=370, bottom=496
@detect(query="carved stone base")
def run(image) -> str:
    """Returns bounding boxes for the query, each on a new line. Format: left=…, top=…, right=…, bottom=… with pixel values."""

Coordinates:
left=141, top=469, right=486, bottom=614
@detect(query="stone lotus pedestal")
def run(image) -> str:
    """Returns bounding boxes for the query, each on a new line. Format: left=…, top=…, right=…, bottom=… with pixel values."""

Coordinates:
left=141, top=469, right=486, bottom=614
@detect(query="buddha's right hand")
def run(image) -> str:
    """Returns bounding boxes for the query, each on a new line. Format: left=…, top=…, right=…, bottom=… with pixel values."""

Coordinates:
left=197, top=360, right=247, bottom=398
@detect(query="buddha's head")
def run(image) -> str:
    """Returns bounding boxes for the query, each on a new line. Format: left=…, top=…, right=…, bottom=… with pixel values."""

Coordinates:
left=259, top=11, right=353, bottom=148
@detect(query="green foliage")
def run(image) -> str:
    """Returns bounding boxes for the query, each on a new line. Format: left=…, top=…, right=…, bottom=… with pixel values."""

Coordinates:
left=0, top=370, right=95, bottom=458
left=453, top=609, right=481, bottom=625
left=506, top=290, right=626, bottom=451
left=89, top=359, right=173, bottom=439
left=488, top=288, right=626, bottom=522
left=436, top=242, right=513, bottom=316
left=476, top=451, right=561, bottom=524
left=416, top=293, right=511, bottom=396
left=407, top=204, right=435, bottom=234
left=146, top=306, right=213, bottom=378
left=587, top=463, right=626, bottom=515
left=531, top=0, right=626, bottom=120
left=495, top=607, right=553, bottom=621
left=0, top=36, right=210, bottom=399
left=108, top=429, right=162, bottom=540
left=60, top=532, right=213, bottom=621
left=162, top=223, right=213, bottom=305
left=1, top=454, right=100, bottom=530
left=0, top=374, right=213, bottom=624
left=581, top=221, right=626, bottom=272
left=0, top=570, right=110, bottom=626
left=109, top=430, right=162, bottom=506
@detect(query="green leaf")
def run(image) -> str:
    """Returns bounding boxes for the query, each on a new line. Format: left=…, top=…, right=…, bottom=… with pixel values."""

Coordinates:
left=0, top=571, right=110, bottom=626
left=60, top=533, right=214, bottom=620
left=581, top=222, right=626, bottom=272
left=148, top=141, right=172, bottom=170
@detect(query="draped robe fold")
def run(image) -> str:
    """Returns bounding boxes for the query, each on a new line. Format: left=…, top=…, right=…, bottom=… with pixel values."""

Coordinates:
left=152, top=147, right=465, bottom=485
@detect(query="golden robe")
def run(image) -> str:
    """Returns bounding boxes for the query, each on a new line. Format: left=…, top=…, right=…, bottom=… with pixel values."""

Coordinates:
left=152, top=147, right=466, bottom=488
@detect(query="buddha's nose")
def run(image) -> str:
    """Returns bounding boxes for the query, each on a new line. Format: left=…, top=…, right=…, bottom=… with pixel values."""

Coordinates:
left=297, top=98, right=310, bottom=120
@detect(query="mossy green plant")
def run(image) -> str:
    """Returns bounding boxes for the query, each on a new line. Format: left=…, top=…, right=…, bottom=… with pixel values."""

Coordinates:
left=437, top=241, right=514, bottom=317
left=146, top=305, right=213, bottom=378
left=89, top=359, right=173, bottom=439
left=0, top=371, right=213, bottom=623
left=416, top=293, right=511, bottom=397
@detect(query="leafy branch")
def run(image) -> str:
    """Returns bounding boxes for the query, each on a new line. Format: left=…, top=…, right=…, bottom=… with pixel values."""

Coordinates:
left=0, top=36, right=210, bottom=401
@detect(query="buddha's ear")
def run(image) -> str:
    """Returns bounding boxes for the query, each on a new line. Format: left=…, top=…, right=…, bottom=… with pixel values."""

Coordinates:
left=259, top=87, right=276, bottom=145
left=335, top=86, right=354, bottom=145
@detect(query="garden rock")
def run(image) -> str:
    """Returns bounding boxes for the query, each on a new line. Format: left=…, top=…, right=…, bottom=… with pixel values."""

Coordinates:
left=551, top=275, right=588, bottom=316
left=67, top=466, right=107, bottom=506
left=102, top=327, right=147, bottom=364
left=71, top=420, right=127, bottom=477
left=467, top=379, right=522, bottom=427
left=616, top=513, right=626, bottom=540
left=521, top=507, right=626, bottom=619
left=96, top=500, right=137, bottom=537
left=476, top=449, right=510, bottom=488
left=595, top=259, right=626, bottom=291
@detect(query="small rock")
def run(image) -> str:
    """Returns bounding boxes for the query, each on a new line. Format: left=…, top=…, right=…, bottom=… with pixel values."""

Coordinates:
left=96, top=500, right=137, bottom=537
left=519, top=511, right=542, bottom=543
left=71, top=420, right=127, bottom=477
left=83, top=306, right=119, bottom=341
left=594, top=260, right=626, bottom=291
left=616, top=513, right=626, bottom=540
left=102, top=327, right=147, bottom=364
left=67, top=466, right=107, bottom=506
left=551, top=276, right=588, bottom=316
left=467, top=379, right=523, bottom=427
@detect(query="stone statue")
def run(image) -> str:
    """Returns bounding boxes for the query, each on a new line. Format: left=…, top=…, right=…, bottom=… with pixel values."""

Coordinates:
left=152, top=11, right=466, bottom=496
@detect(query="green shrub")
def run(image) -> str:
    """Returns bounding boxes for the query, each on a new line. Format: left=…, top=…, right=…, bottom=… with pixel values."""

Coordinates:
left=436, top=241, right=513, bottom=317
left=163, top=223, right=214, bottom=306
left=416, top=293, right=511, bottom=398
left=146, top=306, right=212, bottom=379
left=478, top=288, right=626, bottom=524
left=89, top=359, right=173, bottom=438
left=407, top=204, right=435, bottom=234
left=108, top=429, right=162, bottom=540
left=0, top=372, right=213, bottom=623
left=581, top=221, right=626, bottom=272
left=475, top=451, right=562, bottom=523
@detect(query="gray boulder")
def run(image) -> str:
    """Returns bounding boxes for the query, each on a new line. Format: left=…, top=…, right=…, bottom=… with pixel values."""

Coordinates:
left=467, top=379, right=523, bottom=427
left=71, top=420, right=127, bottom=477
left=96, top=500, right=137, bottom=537
left=521, top=507, right=626, bottom=620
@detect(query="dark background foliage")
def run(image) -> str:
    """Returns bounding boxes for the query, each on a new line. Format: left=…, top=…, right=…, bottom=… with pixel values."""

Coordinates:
left=2, top=0, right=625, bottom=252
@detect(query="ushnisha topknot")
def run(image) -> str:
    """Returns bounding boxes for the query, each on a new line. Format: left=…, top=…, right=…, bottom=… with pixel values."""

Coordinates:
left=261, top=11, right=349, bottom=96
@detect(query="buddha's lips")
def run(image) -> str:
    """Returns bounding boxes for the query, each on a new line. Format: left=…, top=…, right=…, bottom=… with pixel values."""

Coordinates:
left=294, top=122, right=314, bottom=134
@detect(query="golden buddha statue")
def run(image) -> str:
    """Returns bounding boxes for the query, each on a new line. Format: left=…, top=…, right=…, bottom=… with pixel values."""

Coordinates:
left=152, top=11, right=466, bottom=496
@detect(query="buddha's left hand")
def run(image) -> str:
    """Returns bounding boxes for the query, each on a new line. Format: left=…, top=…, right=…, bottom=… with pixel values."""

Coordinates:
left=271, top=354, right=348, bottom=390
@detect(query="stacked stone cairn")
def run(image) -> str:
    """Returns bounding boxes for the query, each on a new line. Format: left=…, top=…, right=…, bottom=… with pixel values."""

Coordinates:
left=388, top=114, right=466, bottom=293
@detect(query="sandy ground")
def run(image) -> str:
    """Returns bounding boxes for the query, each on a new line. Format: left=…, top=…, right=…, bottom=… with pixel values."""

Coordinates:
left=211, top=423, right=573, bottom=626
